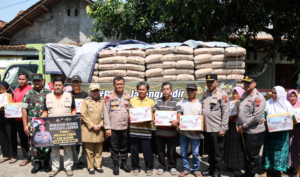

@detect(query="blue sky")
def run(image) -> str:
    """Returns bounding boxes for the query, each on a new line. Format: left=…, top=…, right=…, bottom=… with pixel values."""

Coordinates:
left=0, top=0, right=40, bottom=23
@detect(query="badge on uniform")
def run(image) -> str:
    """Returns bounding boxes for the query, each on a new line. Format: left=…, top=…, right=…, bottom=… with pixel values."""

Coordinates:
left=113, top=105, right=117, bottom=109
left=105, top=96, right=109, bottom=104
left=255, top=99, right=261, bottom=107
left=222, top=96, right=228, bottom=103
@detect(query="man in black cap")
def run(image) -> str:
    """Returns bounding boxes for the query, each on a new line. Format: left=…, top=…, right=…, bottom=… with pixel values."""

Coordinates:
left=201, top=74, right=229, bottom=177
left=235, top=75, right=266, bottom=177
left=71, top=75, right=88, bottom=169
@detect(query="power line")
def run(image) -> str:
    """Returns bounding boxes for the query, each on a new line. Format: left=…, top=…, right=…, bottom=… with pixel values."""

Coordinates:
left=0, top=0, right=30, bottom=10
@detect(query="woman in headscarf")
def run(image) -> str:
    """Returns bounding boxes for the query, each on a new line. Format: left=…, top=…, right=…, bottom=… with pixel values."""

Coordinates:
left=224, top=86, right=245, bottom=173
left=287, top=90, right=300, bottom=176
left=0, top=81, right=18, bottom=164
left=81, top=83, right=105, bottom=175
left=260, top=86, right=294, bottom=177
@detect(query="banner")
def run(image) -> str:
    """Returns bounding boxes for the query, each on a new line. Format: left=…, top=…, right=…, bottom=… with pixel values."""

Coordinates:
left=32, top=116, right=82, bottom=147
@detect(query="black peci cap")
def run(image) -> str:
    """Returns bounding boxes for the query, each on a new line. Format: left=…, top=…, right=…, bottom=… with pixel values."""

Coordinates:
left=242, top=75, right=257, bottom=83
left=71, top=75, right=82, bottom=82
left=206, top=74, right=217, bottom=81
left=186, top=83, right=197, bottom=90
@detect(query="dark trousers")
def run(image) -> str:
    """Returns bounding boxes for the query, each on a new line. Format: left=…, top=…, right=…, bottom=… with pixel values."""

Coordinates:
left=110, top=129, right=128, bottom=161
left=156, top=136, right=177, bottom=170
left=204, top=132, right=225, bottom=170
left=130, top=137, right=154, bottom=171
left=16, top=121, right=30, bottom=160
left=0, top=121, right=18, bottom=159
left=242, top=132, right=265, bottom=177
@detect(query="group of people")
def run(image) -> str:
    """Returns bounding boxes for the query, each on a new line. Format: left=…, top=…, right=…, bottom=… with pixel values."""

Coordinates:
left=0, top=72, right=300, bottom=177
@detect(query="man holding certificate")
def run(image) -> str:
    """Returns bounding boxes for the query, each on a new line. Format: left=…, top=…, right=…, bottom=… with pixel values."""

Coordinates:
left=201, top=74, right=229, bottom=177
left=128, top=82, right=155, bottom=176
left=152, top=82, right=183, bottom=176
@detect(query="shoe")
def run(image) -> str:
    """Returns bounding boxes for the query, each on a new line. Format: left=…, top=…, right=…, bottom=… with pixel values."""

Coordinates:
left=212, top=169, right=221, bottom=177
left=66, top=169, right=73, bottom=176
left=31, top=161, right=42, bottom=174
left=77, top=161, right=84, bottom=169
left=49, top=170, right=59, bottom=177
left=120, top=160, right=131, bottom=173
left=44, top=160, right=52, bottom=172
left=88, top=169, right=95, bottom=175
left=95, top=167, right=104, bottom=173
left=202, top=167, right=214, bottom=176
left=113, top=160, right=119, bottom=175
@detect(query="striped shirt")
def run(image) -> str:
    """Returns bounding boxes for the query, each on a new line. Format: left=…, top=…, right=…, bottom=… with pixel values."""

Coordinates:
left=129, top=96, right=155, bottom=139
left=152, top=97, right=183, bottom=137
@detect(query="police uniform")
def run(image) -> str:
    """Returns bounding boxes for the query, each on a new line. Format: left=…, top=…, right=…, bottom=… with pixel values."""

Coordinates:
left=235, top=76, right=266, bottom=177
left=34, top=131, right=52, bottom=144
left=201, top=74, right=230, bottom=177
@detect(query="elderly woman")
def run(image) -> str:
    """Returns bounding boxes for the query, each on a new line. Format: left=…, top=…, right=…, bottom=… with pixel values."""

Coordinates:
left=260, top=86, right=294, bottom=177
left=287, top=90, right=300, bottom=177
left=224, top=87, right=245, bottom=173
left=81, top=83, right=105, bottom=175
left=0, top=81, right=18, bottom=164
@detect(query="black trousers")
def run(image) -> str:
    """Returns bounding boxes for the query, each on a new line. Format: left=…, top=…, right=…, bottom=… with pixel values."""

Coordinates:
left=130, top=137, right=154, bottom=171
left=16, top=121, right=30, bottom=160
left=0, top=121, right=18, bottom=159
left=242, top=132, right=265, bottom=177
left=110, top=129, right=128, bottom=161
left=156, top=136, right=177, bottom=171
left=204, top=132, right=225, bottom=170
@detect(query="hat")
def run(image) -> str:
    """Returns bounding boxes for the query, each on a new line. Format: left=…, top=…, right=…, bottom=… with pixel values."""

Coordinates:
left=32, top=74, right=43, bottom=80
left=32, top=119, right=45, bottom=128
left=89, top=83, right=100, bottom=91
left=71, top=75, right=82, bottom=82
left=186, top=83, right=197, bottom=90
left=242, top=75, right=257, bottom=83
left=206, top=74, right=217, bottom=81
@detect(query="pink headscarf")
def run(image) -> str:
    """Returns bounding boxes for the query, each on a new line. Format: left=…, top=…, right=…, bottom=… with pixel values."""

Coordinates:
left=287, top=90, right=300, bottom=108
left=232, top=86, right=243, bottom=100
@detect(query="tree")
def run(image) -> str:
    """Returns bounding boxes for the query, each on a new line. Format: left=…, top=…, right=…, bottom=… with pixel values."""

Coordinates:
left=87, top=0, right=300, bottom=76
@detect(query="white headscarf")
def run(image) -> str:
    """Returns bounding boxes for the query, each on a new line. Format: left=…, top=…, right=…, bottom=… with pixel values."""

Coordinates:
left=265, top=86, right=294, bottom=115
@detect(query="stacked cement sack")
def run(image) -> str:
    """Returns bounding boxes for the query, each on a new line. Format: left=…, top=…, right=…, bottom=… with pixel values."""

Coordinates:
left=193, top=47, right=246, bottom=85
left=92, top=49, right=146, bottom=83
left=145, top=46, right=195, bottom=81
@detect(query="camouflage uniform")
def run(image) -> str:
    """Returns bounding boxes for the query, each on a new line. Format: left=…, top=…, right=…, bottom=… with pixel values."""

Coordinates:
left=21, top=74, right=51, bottom=161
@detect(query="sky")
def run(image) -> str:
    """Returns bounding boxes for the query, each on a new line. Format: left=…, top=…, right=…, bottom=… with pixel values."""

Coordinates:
left=0, top=0, right=40, bottom=23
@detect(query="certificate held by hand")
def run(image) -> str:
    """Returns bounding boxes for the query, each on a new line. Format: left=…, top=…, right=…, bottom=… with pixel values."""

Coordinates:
left=130, top=106, right=152, bottom=123
left=155, top=111, right=177, bottom=126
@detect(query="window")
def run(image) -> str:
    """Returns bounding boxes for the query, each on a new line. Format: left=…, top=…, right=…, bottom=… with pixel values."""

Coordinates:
left=75, top=9, right=78, bottom=16
left=67, top=9, right=70, bottom=16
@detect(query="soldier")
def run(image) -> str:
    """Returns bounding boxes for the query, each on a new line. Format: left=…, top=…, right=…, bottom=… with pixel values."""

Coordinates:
left=104, top=76, right=131, bottom=175
left=235, top=75, right=266, bottom=177
left=22, top=73, right=51, bottom=174
left=201, top=74, right=230, bottom=177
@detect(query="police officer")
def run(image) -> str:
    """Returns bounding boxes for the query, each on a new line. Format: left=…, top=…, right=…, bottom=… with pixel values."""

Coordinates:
left=235, top=75, right=266, bottom=177
left=103, top=76, right=131, bottom=175
left=201, top=74, right=229, bottom=177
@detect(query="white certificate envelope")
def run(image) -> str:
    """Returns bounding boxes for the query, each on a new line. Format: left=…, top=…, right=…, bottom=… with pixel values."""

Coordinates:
left=155, top=111, right=177, bottom=126
left=230, top=100, right=239, bottom=116
left=0, top=93, right=11, bottom=107
left=4, top=103, right=22, bottom=118
left=129, top=106, right=152, bottom=123
left=266, top=112, right=293, bottom=133
left=75, top=99, right=83, bottom=113
left=294, top=108, right=300, bottom=123
left=179, top=115, right=204, bottom=131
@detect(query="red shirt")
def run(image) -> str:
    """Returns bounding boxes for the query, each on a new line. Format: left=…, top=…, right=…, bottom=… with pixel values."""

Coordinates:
left=13, top=84, right=33, bottom=121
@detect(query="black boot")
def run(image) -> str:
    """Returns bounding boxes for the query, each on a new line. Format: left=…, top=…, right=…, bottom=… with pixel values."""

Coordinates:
left=113, top=160, right=119, bottom=175
left=202, top=167, right=214, bottom=176
left=31, top=161, right=42, bottom=174
left=44, top=160, right=52, bottom=172
left=120, top=160, right=131, bottom=173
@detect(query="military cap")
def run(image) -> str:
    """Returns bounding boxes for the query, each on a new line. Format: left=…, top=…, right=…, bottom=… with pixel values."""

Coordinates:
left=32, top=73, right=43, bottom=80
left=206, top=74, right=217, bottom=81
left=242, top=75, right=257, bottom=83
left=89, top=83, right=100, bottom=91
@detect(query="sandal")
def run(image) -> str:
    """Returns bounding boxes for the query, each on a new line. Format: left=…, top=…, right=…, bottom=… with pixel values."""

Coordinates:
left=0, top=158, right=11, bottom=163
left=9, top=158, right=18, bottom=164
left=146, top=170, right=153, bottom=176
left=19, top=159, right=30, bottom=166
left=156, top=169, right=165, bottom=175
left=170, top=168, right=178, bottom=176
left=178, top=171, right=190, bottom=177
left=132, top=169, right=140, bottom=176
left=191, top=171, right=202, bottom=177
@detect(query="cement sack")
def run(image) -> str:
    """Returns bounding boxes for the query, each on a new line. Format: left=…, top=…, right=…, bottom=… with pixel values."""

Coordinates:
left=227, top=74, right=244, bottom=82
left=231, top=69, right=245, bottom=75
left=127, top=56, right=145, bottom=65
left=213, top=69, right=245, bottom=75
left=226, top=61, right=245, bottom=69
left=99, top=70, right=126, bottom=77
left=212, top=55, right=246, bottom=61
left=98, top=56, right=127, bottom=64
left=98, top=77, right=115, bottom=83
left=174, top=46, right=193, bottom=55
left=126, top=70, right=146, bottom=78
left=164, top=54, right=193, bottom=61
left=93, top=70, right=99, bottom=76
left=146, top=68, right=164, bottom=77
left=176, top=61, right=194, bottom=69
left=145, top=54, right=164, bottom=64
left=194, top=68, right=214, bottom=78
left=115, top=64, right=145, bottom=71
left=195, top=77, right=206, bottom=81
left=194, top=48, right=224, bottom=56
left=131, top=50, right=146, bottom=58
left=98, top=64, right=116, bottom=70
left=146, top=75, right=176, bottom=82
left=98, top=50, right=116, bottom=58
left=194, top=54, right=212, bottom=64
left=145, top=47, right=174, bottom=55
left=225, top=47, right=246, bottom=56
left=225, top=56, right=245, bottom=61
left=147, top=62, right=176, bottom=69
left=217, top=75, right=227, bottom=80
left=195, top=62, right=226, bottom=69
left=236, top=83, right=244, bottom=88
left=94, top=63, right=99, bottom=70
left=164, top=69, right=194, bottom=75
left=91, top=76, right=99, bottom=82
left=117, top=50, right=131, bottom=57
left=176, top=74, right=195, bottom=81
left=124, top=77, right=145, bottom=82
